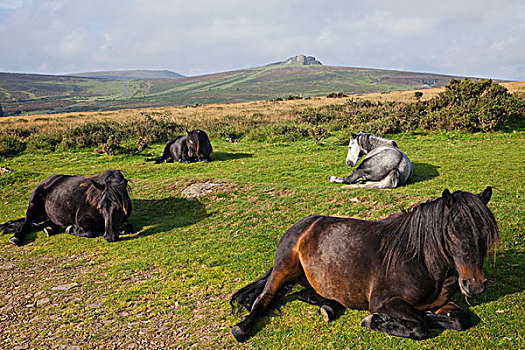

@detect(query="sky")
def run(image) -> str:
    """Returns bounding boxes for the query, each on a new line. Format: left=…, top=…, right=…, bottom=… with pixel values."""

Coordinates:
left=0, top=0, right=523, bottom=80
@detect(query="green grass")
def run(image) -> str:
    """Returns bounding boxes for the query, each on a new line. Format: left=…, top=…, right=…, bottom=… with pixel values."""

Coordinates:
left=0, top=132, right=524, bottom=349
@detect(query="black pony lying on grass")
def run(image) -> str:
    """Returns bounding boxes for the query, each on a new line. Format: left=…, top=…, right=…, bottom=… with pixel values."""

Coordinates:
left=146, top=129, right=213, bottom=164
left=230, top=187, right=498, bottom=342
left=1, top=169, right=134, bottom=246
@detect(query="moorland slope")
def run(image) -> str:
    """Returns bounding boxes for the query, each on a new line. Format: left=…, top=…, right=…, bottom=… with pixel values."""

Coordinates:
left=1, top=59, right=463, bottom=115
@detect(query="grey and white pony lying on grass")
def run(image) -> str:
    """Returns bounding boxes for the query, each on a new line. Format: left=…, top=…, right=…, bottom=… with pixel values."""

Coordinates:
left=329, top=132, right=412, bottom=189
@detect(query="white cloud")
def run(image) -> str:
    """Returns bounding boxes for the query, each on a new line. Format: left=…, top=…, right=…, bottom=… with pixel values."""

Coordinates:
left=0, top=0, right=522, bottom=80
left=0, top=0, right=23, bottom=10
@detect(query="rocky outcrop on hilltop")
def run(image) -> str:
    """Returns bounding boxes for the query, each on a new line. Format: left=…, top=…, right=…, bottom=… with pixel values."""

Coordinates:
left=284, top=55, right=322, bottom=65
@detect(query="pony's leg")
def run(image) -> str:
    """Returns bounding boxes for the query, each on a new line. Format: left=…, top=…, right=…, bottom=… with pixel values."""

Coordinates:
left=42, top=222, right=62, bottom=236
left=362, top=297, right=430, bottom=340
left=146, top=144, right=172, bottom=163
left=296, top=288, right=344, bottom=321
left=329, top=168, right=369, bottom=185
left=342, top=170, right=401, bottom=189
left=66, top=215, right=102, bottom=238
left=179, top=154, right=197, bottom=163
left=145, top=155, right=166, bottom=163
left=363, top=170, right=400, bottom=189
left=425, top=302, right=471, bottom=331
left=10, top=199, right=46, bottom=246
left=328, top=176, right=345, bottom=183
left=119, top=220, right=135, bottom=235
left=329, top=172, right=362, bottom=184
left=232, top=268, right=298, bottom=342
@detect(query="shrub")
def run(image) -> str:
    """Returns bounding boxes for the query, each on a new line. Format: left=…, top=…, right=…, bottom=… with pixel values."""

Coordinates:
left=127, top=114, right=184, bottom=145
left=424, top=79, right=524, bottom=132
left=301, top=79, right=524, bottom=134
left=61, top=122, right=119, bottom=149
left=57, top=115, right=184, bottom=152
left=0, top=135, right=26, bottom=158
left=101, top=134, right=122, bottom=155
left=327, top=92, right=347, bottom=98
left=26, top=133, right=62, bottom=153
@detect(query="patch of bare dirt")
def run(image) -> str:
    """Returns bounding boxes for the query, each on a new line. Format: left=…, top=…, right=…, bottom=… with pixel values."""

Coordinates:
left=0, top=249, right=239, bottom=349
left=181, top=182, right=226, bottom=199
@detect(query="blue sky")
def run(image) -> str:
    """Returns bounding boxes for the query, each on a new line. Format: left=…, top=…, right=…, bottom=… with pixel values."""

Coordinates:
left=0, top=0, right=523, bottom=80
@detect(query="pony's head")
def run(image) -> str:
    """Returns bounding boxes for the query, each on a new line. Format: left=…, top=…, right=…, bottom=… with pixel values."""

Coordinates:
left=346, top=133, right=366, bottom=167
left=186, top=130, right=200, bottom=159
left=380, top=186, right=498, bottom=298
left=442, top=187, right=498, bottom=297
left=88, top=170, right=132, bottom=243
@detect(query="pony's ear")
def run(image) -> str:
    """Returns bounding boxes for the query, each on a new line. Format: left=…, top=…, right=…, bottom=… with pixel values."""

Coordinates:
left=442, top=189, right=454, bottom=208
left=351, top=132, right=357, bottom=139
left=478, top=186, right=492, bottom=205
left=91, top=180, right=105, bottom=191
left=186, top=129, right=191, bottom=134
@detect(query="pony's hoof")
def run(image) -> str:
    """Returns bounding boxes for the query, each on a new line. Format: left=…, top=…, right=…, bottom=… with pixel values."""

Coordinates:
left=328, top=176, right=343, bottom=183
left=119, top=225, right=134, bottom=235
left=65, top=226, right=73, bottom=235
left=9, top=237, right=21, bottom=246
left=360, top=314, right=373, bottom=328
left=231, top=325, right=249, bottom=343
left=43, top=226, right=55, bottom=236
left=319, top=305, right=335, bottom=322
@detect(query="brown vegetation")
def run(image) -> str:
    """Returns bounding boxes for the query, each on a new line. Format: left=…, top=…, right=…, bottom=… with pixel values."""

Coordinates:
left=2, top=81, right=523, bottom=134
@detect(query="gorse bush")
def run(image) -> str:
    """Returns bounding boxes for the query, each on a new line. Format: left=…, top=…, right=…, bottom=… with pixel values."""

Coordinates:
left=302, top=79, right=524, bottom=134
left=423, top=79, right=524, bottom=132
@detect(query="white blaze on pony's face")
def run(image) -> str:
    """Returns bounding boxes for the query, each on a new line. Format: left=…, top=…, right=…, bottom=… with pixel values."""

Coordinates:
left=346, top=135, right=364, bottom=167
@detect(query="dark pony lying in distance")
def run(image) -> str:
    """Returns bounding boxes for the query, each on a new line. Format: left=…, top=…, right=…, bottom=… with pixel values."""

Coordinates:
left=146, top=129, right=213, bottom=164
left=230, top=187, right=498, bottom=342
left=1, top=169, right=133, bottom=246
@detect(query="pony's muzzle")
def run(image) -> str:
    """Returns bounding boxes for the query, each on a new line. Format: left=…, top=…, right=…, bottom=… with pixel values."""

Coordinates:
left=346, top=160, right=355, bottom=167
left=459, top=277, right=488, bottom=297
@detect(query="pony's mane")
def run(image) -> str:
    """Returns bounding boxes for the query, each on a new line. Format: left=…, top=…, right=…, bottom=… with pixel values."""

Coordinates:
left=85, top=170, right=131, bottom=214
left=356, top=133, right=397, bottom=151
left=379, top=191, right=499, bottom=276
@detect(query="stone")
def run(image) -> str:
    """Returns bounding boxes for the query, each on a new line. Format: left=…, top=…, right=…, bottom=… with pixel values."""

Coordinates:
left=51, top=282, right=79, bottom=291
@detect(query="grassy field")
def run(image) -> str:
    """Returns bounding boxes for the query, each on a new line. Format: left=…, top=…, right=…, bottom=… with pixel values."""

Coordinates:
left=0, top=87, right=524, bottom=349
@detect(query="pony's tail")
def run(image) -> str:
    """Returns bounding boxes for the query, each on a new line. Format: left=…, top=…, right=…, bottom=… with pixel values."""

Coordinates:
left=230, top=268, right=274, bottom=315
left=0, top=218, right=25, bottom=235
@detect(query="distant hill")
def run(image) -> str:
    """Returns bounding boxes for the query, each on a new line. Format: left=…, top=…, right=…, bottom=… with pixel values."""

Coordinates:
left=69, top=70, right=184, bottom=80
left=0, top=57, right=471, bottom=115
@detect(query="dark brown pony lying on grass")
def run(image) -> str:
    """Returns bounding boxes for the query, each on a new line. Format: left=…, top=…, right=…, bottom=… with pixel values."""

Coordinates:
left=230, top=187, right=498, bottom=342
left=1, top=170, right=133, bottom=246
left=146, top=129, right=213, bottom=164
